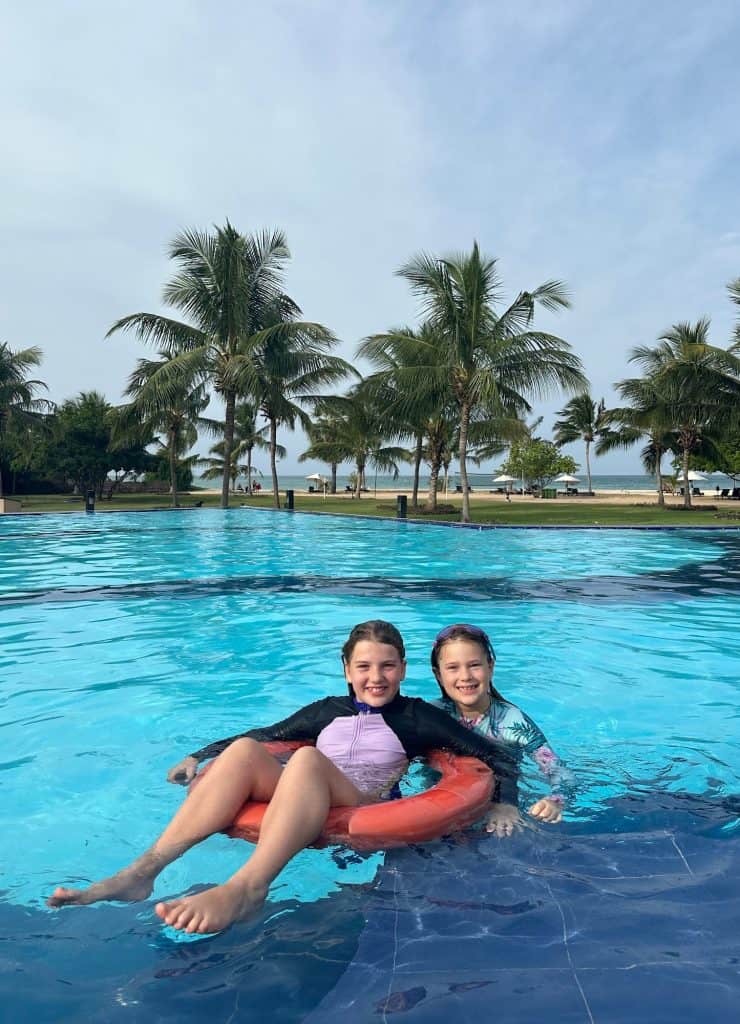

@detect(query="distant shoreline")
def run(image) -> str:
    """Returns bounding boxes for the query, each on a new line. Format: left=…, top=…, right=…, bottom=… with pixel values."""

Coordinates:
left=198, top=486, right=721, bottom=506
left=196, top=472, right=738, bottom=496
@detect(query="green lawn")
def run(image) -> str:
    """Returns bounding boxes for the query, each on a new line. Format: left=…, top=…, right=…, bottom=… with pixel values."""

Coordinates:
left=8, top=492, right=224, bottom=513
left=9, top=490, right=738, bottom=527
left=259, top=495, right=737, bottom=527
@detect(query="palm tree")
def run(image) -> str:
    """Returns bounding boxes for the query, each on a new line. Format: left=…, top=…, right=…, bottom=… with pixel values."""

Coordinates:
left=367, top=243, right=585, bottom=522
left=107, top=223, right=335, bottom=508
left=629, top=320, right=740, bottom=508
left=421, top=410, right=457, bottom=510
left=553, top=393, right=607, bottom=495
left=361, top=321, right=532, bottom=512
left=252, top=305, right=353, bottom=507
left=301, top=414, right=343, bottom=493
left=309, top=384, right=408, bottom=499
left=0, top=343, right=53, bottom=497
left=595, top=380, right=676, bottom=508
left=198, top=442, right=244, bottom=491
left=729, top=277, right=740, bottom=347
left=360, top=324, right=446, bottom=509
left=199, top=401, right=281, bottom=493
left=229, top=401, right=273, bottom=494
left=114, top=351, right=210, bottom=507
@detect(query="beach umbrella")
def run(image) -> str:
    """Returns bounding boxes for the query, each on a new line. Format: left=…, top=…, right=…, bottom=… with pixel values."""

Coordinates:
left=493, top=473, right=516, bottom=493
left=305, top=472, right=328, bottom=498
left=554, top=474, right=580, bottom=485
left=676, top=469, right=708, bottom=494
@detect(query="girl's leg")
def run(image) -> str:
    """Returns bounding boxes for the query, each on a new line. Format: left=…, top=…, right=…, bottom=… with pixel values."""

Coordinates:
left=47, top=739, right=282, bottom=907
left=155, top=746, right=365, bottom=934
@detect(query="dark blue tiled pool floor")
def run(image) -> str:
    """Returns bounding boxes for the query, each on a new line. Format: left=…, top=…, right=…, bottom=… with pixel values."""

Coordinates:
left=310, top=798, right=740, bottom=1023
left=4, top=797, right=738, bottom=1022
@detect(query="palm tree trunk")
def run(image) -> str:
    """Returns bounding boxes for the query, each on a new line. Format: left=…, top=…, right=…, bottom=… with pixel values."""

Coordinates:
left=269, top=418, right=281, bottom=509
left=682, top=443, right=692, bottom=510
left=355, top=460, right=364, bottom=500
left=221, top=390, right=236, bottom=510
left=428, top=450, right=441, bottom=512
left=585, top=439, right=592, bottom=494
left=459, top=403, right=471, bottom=523
left=168, top=427, right=178, bottom=508
left=412, top=433, right=423, bottom=509
left=330, top=462, right=337, bottom=494
left=246, top=446, right=253, bottom=494
left=655, top=451, right=665, bottom=508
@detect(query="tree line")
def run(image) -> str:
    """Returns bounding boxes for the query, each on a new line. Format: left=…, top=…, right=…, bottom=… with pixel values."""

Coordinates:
left=2, top=223, right=739, bottom=518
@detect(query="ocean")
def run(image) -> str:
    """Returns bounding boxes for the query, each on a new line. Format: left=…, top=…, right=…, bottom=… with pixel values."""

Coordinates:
left=194, top=471, right=738, bottom=493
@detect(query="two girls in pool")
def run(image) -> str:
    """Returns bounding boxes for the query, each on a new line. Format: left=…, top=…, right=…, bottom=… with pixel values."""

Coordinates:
left=48, top=620, right=566, bottom=935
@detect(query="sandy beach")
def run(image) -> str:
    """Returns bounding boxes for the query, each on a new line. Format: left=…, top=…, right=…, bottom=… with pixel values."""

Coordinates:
left=206, top=486, right=728, bottom=507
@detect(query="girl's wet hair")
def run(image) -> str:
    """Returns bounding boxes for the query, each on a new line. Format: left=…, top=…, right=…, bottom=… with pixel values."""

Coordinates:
left=430, top=623, right=505, bottom=702
left=342, top=620, right=406, bottom=663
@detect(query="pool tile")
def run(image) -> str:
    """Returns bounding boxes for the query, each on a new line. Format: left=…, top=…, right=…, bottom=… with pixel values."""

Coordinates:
left=561, top=893, right=740, bottom=969
left=313, top=821, right=740, bottom=1022
left=579, top=965, right=740, bottom=1022
left=308, top=968, right=591, bottom=1024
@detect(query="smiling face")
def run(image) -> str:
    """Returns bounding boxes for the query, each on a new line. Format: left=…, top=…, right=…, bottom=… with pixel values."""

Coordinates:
left=433, top=638, right=494, bottom=716
left=344, top=640, right=406, bottom=707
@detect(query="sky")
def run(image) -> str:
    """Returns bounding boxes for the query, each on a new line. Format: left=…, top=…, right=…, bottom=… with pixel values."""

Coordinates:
left=2, top=0, right=739, bottom=475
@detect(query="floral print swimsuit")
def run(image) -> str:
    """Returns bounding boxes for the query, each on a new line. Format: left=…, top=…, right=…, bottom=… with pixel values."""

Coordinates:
left=432, top=697, right=574, bottom=805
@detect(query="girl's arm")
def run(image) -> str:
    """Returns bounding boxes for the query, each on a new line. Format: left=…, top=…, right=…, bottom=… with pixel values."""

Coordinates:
left=499, top=705, right=575, bottom=805
left=185, top=697, right=348, bottom=764
left=166, top=699, right=340, bottom=785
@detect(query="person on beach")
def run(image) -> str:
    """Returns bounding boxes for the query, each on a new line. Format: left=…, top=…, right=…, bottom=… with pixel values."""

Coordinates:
left=48, top=620, right=519, bottom=935
left=431, top=623, right=573, bottom=835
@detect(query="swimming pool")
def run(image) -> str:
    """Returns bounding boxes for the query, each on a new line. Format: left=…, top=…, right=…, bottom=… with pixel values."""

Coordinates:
left=2, top=508, right=739, bottom=1021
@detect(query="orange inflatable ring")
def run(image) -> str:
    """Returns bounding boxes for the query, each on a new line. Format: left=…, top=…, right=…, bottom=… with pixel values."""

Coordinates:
left=196, top=740, right=495, bottom=852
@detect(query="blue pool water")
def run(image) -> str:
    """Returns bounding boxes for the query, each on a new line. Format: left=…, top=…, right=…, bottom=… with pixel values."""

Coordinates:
left=2, top=508, right=739, bottom=1021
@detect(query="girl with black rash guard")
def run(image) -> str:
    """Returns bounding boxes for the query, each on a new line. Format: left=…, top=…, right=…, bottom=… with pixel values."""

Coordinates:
left=431, top=623, right=574, bottom=836
left=48, top=621, right=519, bottom=936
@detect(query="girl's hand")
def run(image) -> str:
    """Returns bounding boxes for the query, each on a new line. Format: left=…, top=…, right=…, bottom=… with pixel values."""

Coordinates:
left=166, top=756, right=199, bottom=785
left=528, top=797, right=563, bottom=823
left=485, top=802, right=523, bottom=837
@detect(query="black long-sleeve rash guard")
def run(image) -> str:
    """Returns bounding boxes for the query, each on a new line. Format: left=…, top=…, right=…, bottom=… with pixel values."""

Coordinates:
left=189, top=694, right=520, bottom=805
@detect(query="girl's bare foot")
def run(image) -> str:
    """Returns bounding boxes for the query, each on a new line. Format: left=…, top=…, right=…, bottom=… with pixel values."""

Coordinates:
left=47, top=855, right=159, bottom=907
left=155, top=879, right=268, bottom=934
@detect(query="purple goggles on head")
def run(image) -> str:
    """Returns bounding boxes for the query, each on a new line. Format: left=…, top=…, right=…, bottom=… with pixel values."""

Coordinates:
left=431, top=623, right=496, bottom=663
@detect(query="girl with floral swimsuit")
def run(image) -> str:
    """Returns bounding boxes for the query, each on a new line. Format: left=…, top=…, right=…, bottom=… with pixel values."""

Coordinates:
left=431, top=623, right=573, bottom=836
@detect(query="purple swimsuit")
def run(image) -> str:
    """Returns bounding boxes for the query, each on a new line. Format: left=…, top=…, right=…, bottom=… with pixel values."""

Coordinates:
left=316, top=709, right=407, bottom=795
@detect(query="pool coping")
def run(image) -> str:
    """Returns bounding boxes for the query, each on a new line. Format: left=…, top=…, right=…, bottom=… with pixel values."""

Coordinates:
left=3, top=503, right=740, bottom=530
left=239, top=505, right=740, bottom=531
